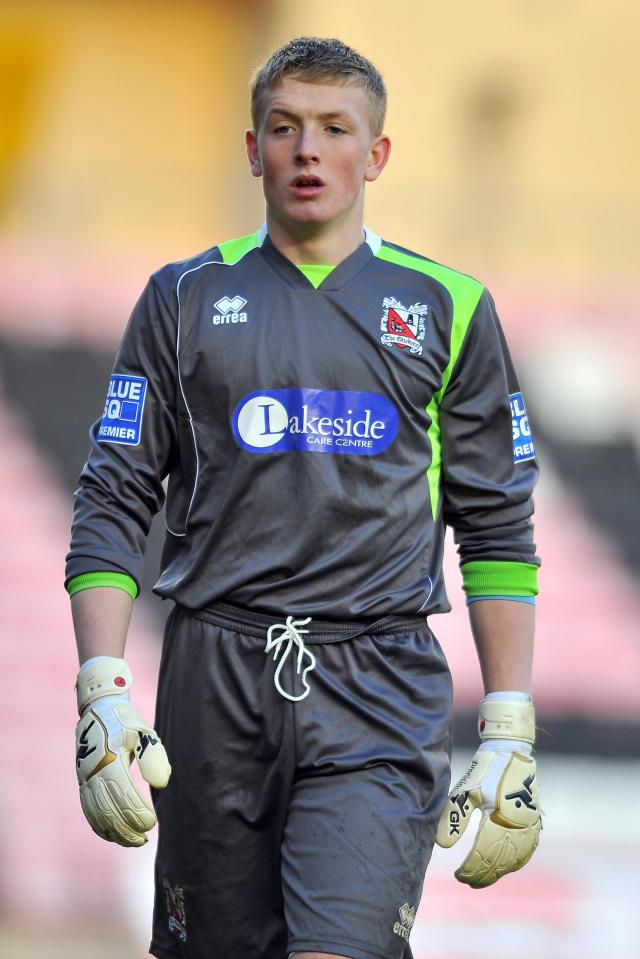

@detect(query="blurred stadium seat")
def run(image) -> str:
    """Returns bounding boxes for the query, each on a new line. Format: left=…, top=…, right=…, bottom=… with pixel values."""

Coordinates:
left=0, top=390, right=160, bottom=945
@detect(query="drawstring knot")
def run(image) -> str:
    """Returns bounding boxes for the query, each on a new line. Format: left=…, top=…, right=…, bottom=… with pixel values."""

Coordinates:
left=265, top=616, right=316, bottom=702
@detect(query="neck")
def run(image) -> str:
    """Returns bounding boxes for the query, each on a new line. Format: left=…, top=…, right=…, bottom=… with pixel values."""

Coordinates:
left=265, top=211, right=366, bottom=266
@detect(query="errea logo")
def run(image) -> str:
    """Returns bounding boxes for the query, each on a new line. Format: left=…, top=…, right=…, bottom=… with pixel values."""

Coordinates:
left=213, top=295, right=248, bottom=326
left=393, top=902, right=415, bottom=942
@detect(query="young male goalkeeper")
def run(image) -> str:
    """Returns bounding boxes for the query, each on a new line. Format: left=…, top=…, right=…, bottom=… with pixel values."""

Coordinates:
left=67, top=37, right=541, bottom=959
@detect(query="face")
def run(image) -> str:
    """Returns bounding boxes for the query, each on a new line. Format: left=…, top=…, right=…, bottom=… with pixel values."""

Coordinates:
left=246, top=76, right=390, bottom=238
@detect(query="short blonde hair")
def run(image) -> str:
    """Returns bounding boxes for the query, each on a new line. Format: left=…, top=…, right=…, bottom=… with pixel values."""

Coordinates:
left=251, top=37, right=387, bottom=136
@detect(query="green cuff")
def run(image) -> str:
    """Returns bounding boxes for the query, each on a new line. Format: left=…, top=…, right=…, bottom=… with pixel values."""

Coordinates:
left=66, top=572, right=139, bottom=600
left=461, top=561, right=539, bottom=598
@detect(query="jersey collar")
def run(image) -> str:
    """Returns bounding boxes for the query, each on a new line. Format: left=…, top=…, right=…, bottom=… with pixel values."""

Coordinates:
left=257, top=225, right=380, bottom=291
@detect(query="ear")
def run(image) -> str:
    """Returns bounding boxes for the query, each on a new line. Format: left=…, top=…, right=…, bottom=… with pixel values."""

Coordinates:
left=245, top=129, right=262, bottom=178
left=364, top=134, right=391, bottom=183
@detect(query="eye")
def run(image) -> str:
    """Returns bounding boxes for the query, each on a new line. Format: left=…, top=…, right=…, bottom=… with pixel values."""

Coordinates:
left=273, top=123, right=293, bottom=134
left=326, top=125, right=347, bottom=135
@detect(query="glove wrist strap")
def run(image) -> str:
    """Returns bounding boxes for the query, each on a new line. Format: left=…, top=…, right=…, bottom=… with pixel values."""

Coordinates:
left=76, top=656, right=133, bottom=715
left=477, top=737, right=533, bottom=756
left=478, top=696, right=535, bottom=745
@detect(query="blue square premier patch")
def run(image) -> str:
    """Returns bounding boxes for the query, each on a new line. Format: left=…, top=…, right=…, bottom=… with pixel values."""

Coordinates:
left=98, top=374, right=147, bottom=446
left=509, top=391, right=535, bottom=463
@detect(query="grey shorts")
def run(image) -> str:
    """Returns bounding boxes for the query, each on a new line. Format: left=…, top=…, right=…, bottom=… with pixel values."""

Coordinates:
left=149, top=602, right=452, bottom=959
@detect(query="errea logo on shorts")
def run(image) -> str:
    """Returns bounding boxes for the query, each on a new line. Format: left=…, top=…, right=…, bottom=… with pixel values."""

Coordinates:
left=393, top=902, right=415, bottom=942
left=212, top=295, right=248, bottom=326
left=232, top=388, right=398, bottom=456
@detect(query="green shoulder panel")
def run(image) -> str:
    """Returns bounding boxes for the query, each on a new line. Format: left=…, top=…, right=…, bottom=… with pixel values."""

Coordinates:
left=375, top=244, right=485, bottom=520
left=218, top=232, right=261, bottom=265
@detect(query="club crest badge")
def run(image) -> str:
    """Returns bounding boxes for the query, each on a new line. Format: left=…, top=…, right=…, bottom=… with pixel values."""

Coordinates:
left=161, top=875, right=187, bottom=942
left=380, top=297, right=428, bottom=356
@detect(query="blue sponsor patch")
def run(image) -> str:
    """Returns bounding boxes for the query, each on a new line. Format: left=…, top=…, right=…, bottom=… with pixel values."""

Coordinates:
left=98, top=374, right=147, bottom=446
left=232, top=388, right=398, bottom=456
left=510, top=391, right=536, bottom=463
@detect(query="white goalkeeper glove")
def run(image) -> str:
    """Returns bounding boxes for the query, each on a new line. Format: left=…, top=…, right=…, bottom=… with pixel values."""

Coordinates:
left=75, top=656, right=171, bottom=847
left=436, top=692, right=541, bottom=888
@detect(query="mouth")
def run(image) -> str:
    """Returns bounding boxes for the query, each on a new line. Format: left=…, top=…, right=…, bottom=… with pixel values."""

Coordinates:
left=290, top=175, right=325, bottom=197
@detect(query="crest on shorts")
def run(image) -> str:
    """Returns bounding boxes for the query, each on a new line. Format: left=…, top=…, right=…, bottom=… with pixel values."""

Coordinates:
left=380, top=297, right=428, bottom=356
left=161, top=875, right=187, bottom=941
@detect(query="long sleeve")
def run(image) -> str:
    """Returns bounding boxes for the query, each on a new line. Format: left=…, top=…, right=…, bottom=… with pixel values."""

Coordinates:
left=439, top=290, right=540, bottom=594
left=65, top=276, right=179, bottom=592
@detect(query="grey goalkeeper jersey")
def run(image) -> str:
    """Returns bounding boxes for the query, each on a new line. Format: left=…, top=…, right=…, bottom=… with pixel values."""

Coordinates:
left=66, top=226, right=539, bottom=618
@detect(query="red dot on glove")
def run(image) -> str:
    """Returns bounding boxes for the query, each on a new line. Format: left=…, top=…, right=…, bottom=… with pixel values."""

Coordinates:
left=114, top=677, right=126, bottom=687
left=479, top=720, right=486, bottom=731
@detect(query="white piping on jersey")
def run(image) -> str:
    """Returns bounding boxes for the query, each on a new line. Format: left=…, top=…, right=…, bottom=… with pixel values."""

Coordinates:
left=364, top=226, right=382, bottom=254
left=264, top=616, right=316, bottom=702
left=417, top=576, right=434, bottom=613
left=165, top=237, right=263, bottom=536
left=166, top=260, right=216, bottom=536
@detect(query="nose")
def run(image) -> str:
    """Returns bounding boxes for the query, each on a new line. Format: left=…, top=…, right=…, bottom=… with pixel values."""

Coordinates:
left=295, top=130, right=319, bottom=165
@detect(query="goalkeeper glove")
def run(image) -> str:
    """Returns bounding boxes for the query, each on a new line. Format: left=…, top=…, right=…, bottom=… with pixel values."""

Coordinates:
left=436, top=692, right=541, bottom=888
left=75, top=656, right=171, bottom=847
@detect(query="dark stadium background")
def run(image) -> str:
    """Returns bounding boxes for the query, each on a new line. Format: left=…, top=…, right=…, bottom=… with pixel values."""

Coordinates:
left=1, top=2, right=638, bottom=956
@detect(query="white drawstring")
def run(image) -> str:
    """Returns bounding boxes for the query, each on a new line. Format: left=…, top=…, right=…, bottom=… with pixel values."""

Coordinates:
left=265, top=616, right=316, bottom=702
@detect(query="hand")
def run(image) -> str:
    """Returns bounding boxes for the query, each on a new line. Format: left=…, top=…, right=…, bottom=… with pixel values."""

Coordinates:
left=435, top=695, right=541, bottom=888
left=75, top=657, right=171, bottom=847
